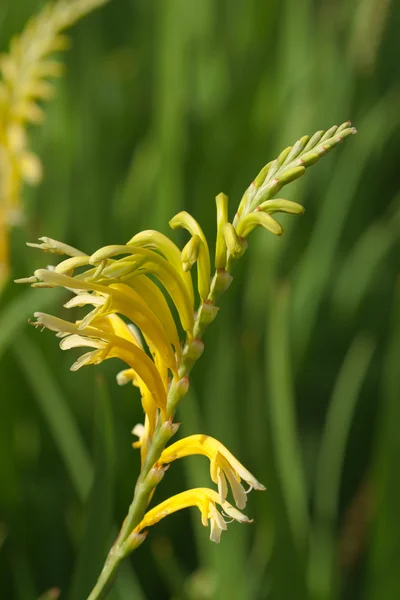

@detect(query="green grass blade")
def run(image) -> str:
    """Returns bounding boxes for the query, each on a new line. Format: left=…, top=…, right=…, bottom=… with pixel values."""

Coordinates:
left=0, top=288, right=61, bottom=361
left=68, top=376, right=115, bottom=600
left=12, top=331, right=93, bottom=501
left=266, top=282, right=309, bottom=549
left=308, top=334, right=375, bottom=600
left=332, top=199, right=400, bottom=319
left=368, top=282, right=400, bottom=600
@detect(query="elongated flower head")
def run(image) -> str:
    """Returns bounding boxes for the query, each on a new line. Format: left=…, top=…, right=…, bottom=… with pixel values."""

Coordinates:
left=135, top=488, right=252, bottom=543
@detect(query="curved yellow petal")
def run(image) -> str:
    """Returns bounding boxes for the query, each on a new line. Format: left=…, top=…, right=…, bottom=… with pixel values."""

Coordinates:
left=169, top=211, right=211, bottom=301
left=33, top=269, right=178, bottom=376
left=160, top=434, right=265, bottom=491
left=127, top=230, right=194, bottom=306
left=87, top=246, right=194, bottom=337
left=33, top=312, right=167, bottom=412
left=134, top=488, right=251, bottom=534
left=126, top=274, right=181, bottom=359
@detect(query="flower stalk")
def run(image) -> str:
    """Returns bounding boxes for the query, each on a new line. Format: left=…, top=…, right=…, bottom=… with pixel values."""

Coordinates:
left=16, top=121, right=356, bottom=600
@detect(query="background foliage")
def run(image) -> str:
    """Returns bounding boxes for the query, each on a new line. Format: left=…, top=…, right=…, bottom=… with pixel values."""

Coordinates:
left=1, top=1, right=399, bottom=599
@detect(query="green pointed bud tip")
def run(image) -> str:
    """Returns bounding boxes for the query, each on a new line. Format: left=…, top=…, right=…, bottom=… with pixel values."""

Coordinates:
left=276, top=165, right=305, bottom=185
left=277, top=145, right=292, bottom=167
left=253, top=162, right=272, bottom=188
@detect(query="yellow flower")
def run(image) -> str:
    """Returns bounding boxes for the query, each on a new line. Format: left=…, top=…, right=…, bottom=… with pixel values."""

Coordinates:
left=18, top=233, right=201, bottom=456
left=159, top=434, right=265, bottom=509
left=134, top=488, right=252, bottom=543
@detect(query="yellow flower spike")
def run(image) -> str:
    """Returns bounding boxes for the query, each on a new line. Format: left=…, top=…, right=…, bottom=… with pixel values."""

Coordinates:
left=32, top=312, right=167, bottom=414
left=159, top=434, right=265, bottom=509
left=223, top=223, right=247, bottom=259
left=257, top=198, right=305, bottom=215
left=33, top=269, right=179, bottom=377
left=236, top=211, right=283, bottom=239
left=181, top=235, right=201, bottom=272
left=88, top=245, right=194, bottom=337
left=215, top=193, right=228, bottom=269
left=127, top=230, right=194, bottom=306
left=134, top=488, right=252, bottom=544
left=169, top=211, right=211, bottom=301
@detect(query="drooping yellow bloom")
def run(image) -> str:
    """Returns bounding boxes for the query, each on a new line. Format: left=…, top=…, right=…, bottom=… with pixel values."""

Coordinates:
left=134, top=488, right=252, bottom=543
left=159, top=434, right=265, bottom=509
left=18, top=233, right=199, bottom=455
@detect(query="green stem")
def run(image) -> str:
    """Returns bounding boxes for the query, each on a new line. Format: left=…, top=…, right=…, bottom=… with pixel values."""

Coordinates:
left=87, top=268, right=234, bottom=600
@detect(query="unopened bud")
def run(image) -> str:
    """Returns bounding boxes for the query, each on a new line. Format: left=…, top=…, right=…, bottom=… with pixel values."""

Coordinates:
left=181, top=235, right=201, bottom=272
left=236, top=212, right=283, bottom=238
left=256, top=199, right=304, bottom=215
left=223, top=223, right=247, bottom=259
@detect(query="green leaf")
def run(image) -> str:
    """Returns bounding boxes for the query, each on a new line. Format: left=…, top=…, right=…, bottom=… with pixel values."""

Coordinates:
left=266, top=282, right=309, bottom=550
left=368, top=283, right=400, bottom=600
left=68, top=375, right=115, bottom=600
left=12, top=331, right=93, bottom=501
left=0, top=288, right=62, bottom=361
left=308, top=334, right=375, bottom=600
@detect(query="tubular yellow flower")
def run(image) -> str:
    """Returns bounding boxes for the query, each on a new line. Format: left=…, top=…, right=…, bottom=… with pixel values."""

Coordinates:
left=32, top=311, right=167, bottom=415
left=134, top=488, right=252, bottom=543
left=169, top=211, right=211, bottom=301
left=127, top=230, right=194, bottom=307
left=88, top=244, right=194, bottom=337
left=33, top=269, right=179, bottom=378
left=159, top=434, right=265, bottom=509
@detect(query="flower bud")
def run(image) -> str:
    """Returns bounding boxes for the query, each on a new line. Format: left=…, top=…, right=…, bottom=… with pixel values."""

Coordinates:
left=181, top=235, right=201, bottom=272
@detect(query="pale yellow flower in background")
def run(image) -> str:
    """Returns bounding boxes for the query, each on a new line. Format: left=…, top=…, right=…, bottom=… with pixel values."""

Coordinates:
left=0, top=0, right=109, bottom=290
left=159, top=434, right=265, bottom=509
left=134, top=488, right=252, bottom=543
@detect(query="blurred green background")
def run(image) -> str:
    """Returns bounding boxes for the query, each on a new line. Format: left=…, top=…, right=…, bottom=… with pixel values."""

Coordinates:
left=1, top=0, right=400, bottom=599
